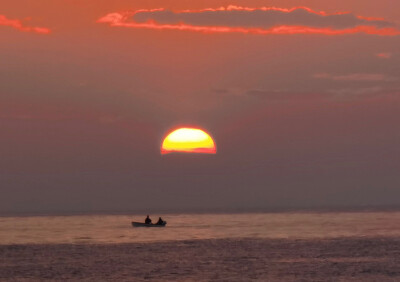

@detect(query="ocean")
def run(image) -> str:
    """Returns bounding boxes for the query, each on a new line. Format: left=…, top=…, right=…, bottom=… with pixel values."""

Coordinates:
left=1, top=211, right=400, bottom=281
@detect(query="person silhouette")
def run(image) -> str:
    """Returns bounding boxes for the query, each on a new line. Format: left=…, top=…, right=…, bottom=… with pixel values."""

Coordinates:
left=156, top=217, right=164, bottom=225
left=145, top=215, right=152, bottom=224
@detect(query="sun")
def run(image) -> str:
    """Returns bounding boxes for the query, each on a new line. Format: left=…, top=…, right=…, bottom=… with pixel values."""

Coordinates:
left=161, top=127, right=217, bottom=155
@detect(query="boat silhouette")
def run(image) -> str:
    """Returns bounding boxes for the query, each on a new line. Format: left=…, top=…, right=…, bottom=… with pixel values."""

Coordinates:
left=131, top=221, right=167, bottom=227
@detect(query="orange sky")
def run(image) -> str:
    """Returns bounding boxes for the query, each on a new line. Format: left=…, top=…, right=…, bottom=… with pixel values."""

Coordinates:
left=0, top=0, right=399, bottom=213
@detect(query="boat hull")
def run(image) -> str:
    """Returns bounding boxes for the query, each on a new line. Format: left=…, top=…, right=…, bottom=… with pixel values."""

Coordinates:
left=131, top=221, right=167, bottom=227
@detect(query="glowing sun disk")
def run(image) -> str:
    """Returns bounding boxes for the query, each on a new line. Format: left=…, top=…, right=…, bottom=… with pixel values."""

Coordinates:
left=161, top=128, right=216, bottom=154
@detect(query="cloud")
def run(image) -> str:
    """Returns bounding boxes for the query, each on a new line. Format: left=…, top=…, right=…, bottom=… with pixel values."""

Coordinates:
left=313, top=73, right=397, bottom=82
left=327, top=86, right=385, bottom=97
left=98, top=6, right=400, bottom=36
left=211, top=88, right=328, bottom=102
left=376, top=52, right=392, bottom=59
left=246, top=90, right=324, bottom=101
left=244, top=87, right=397, bottom=101
left=214, top=83, right=397, bottom=102
left=0, top=14, right=50, bottom=34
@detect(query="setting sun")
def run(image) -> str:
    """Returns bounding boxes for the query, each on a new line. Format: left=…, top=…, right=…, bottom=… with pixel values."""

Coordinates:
left=161, top=128, right=216, bottom=154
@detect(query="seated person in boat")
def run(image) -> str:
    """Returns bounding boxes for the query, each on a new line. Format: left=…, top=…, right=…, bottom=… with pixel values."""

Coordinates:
left=145, top=215, right=152, bottom=224
left=156, top=217, right=164, bottom=225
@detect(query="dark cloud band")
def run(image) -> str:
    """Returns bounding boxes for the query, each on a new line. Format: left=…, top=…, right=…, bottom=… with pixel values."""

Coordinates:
left=133, top=7, right=393, bottom=30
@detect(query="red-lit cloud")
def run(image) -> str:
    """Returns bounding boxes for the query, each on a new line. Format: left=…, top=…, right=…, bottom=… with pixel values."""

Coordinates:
left=0, top=14, right=50, bottom=34
left=98, top=6, right=400, bottom=36
left=376, top=52, right=392, bottom=59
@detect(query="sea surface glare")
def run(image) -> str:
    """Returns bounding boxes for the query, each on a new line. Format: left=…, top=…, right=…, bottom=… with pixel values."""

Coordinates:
left=1, top=211, right=400, bottom=281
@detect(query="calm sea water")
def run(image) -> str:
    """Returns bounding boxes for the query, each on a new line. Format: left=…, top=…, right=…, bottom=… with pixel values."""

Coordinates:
left=1, top=211, right=399, bottom=245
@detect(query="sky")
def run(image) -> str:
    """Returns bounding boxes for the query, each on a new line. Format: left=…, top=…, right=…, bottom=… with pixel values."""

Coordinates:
left=1, top=0, right=399, bottom=214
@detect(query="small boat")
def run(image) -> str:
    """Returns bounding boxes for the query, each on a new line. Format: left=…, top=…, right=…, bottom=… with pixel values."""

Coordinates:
left=131, top=221, right=167, bottom=227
